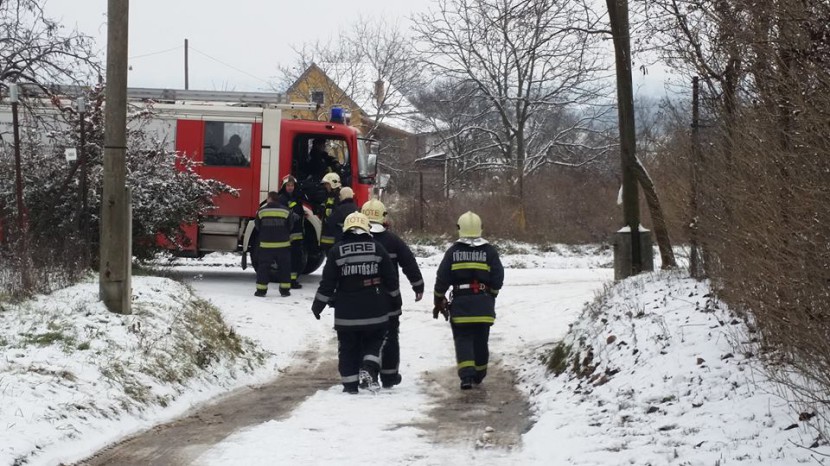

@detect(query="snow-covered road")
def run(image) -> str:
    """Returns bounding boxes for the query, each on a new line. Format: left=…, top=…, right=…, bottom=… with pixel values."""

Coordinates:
left=173, top=259, right=612, bottom=465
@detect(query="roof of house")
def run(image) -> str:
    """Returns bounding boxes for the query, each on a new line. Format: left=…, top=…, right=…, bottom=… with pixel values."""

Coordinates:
left=289, top=62, right=424, bottom=134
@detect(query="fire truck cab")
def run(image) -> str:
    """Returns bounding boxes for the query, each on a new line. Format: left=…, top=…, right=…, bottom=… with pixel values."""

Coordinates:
left=145, top=88, right=378, bottom=274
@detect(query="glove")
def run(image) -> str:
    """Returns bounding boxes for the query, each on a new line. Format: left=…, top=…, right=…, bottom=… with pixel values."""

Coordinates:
left=414, top=292, right=423, bottom=302
left=311, top=301, right=325, bottom=320
left=433, top=295, right=448, bottom=321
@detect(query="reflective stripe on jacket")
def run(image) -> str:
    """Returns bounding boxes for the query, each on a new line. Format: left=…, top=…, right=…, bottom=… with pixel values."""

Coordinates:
left=255, top=202, right=292, bottom=249
left=434, top=241, right=504, bottom=325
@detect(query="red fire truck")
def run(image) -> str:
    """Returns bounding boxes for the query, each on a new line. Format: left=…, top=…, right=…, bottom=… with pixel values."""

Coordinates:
left=139, top=88, right=378, bottom=274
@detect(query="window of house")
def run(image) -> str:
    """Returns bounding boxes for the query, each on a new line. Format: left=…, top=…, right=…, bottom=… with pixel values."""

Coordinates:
left=203, top=121, right=252, bottom=167
left=310, top=90, right=325, bottom=105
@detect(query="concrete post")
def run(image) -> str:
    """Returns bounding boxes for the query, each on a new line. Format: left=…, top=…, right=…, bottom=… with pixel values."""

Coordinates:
left=614, top=227, right=654, bottom=280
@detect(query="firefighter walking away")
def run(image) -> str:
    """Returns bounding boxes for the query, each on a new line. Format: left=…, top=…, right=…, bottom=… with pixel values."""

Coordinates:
left=361, top=198, right=424, bottom=388
left=254, top=191, right=294, bottom=297
left=434, top=211, right=504, bottom=389
left=311, top=212, right=402, bottom=394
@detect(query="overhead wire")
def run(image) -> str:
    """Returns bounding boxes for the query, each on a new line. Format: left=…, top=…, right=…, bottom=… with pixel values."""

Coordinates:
left=188, top=45, right=272, bottom=86
left=129, top=45, right=183, bottom=60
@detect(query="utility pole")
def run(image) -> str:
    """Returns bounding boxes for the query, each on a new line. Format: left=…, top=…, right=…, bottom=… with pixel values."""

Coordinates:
left=184, top=38, right=189, bottom=90
left=77, top=96, right=89, bottom=263
left=100, top=0, right=132, bottom=314
left=10, top=83, right=32, bottom=289
left=689, top=76, right=704, bottom=279
left=607, top=0, right=643, bottom=279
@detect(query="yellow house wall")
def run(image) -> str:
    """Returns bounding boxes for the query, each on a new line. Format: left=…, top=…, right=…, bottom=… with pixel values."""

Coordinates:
left=284, top=67, right=366, bottom=132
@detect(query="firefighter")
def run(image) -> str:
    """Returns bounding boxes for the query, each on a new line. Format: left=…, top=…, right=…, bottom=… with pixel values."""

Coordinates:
left=278, top=175, right=305, bottom=289
left=433, top=211, right=504, bottom=389
left=320, top=186, right=357, bottom=249
left=303, top=137, right=340, bottom=182
left=321, top=172, right=341, bottom=220
left=311, top=212, right=402, bottom=394
left=361, top=198, right=424, bottom=388
left=254, top=191, right=294, bottom=297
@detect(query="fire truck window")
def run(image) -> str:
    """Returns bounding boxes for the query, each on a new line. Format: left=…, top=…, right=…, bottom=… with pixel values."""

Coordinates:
left=204, top=121, right=252, bottom=167
left=327, top=139, right=349, bottom=166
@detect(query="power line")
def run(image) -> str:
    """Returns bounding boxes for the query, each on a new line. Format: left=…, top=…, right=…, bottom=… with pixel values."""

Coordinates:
left=129, top=45, right=183, bottom=60
left=189, top=46, right=272, bottom=86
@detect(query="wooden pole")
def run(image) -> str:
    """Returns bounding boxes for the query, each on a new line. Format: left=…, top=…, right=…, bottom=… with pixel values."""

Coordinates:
left=689, top=76, right=703, bottom=279
left=419, top=171, right=425, bottom=232
left=100, top=0, right=132, bottom=314
left=10, top=83, right=32, bottom=289
left=607, top=0, right=642, bottom=277
left=184, top=38, right=189, bottom=90
left=77, top=97, right=88, bottom=261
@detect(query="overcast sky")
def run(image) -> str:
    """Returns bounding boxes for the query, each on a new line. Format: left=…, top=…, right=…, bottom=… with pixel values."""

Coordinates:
left=43, top=0, right=670, bottom=97
left=43, top=0, right=429, bottom=92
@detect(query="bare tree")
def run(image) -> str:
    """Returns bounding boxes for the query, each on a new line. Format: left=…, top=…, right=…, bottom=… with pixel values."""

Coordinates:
left=413, top=0, right=609, bottom=204
left=276, top=17, right=422, bottom=139
left=0, top=0, right=100, bottom=95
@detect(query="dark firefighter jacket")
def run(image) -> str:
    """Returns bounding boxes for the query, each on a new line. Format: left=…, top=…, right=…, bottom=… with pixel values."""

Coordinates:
left=255, top=201, right=293, bottom=250
left=322, top=188, right=340, bottom=220
left=278, top=190, right=304, bottom=243
left=372, top=229, right=424, bottom=316
left=312, top=232, right=402, bottom=331
left=434, top=240, right=504, bottom=325
left=320, top=198, right=358, bottom=247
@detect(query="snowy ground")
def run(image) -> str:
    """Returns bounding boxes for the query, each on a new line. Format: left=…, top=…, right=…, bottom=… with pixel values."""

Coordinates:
left=1, top=244, right=826, bottom=465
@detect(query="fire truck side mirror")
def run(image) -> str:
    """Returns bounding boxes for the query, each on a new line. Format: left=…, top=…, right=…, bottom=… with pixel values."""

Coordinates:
left=367, top=153, right=378, bottom=178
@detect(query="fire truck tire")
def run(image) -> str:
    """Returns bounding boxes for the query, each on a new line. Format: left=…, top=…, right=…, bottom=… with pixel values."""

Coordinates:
left=302, top=250, right=325, bottom=274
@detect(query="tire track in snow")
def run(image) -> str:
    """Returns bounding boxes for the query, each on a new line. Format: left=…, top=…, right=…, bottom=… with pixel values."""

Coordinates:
left=415, top=359, right=534, bottom=451
left=72, top=343, right=338, bottom=466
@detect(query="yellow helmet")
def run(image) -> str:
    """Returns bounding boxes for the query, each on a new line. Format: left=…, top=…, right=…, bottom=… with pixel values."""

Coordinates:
left=457, top=211, right=482, bottom=238
left=343, top=211, right=370, bottom=233
left=339, top=187, right=354, bottom=201
left=322, top=172, right=341, bottom=189
left=361, top=198, right=386, bottom=223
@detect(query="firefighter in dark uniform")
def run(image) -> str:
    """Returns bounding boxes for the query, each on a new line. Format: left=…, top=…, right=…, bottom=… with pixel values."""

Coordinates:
left=278, top=175, right=305, bottom=289
left=433, top=211, right=504, bottom=389
left=254, top=191, right=294, bottom=297
left=361, top=198, right=424, bottom=388
left=320, top=186, right=357, bottom=249
left=321, top=172, right=341, bottom=221
left=311, top=212, right=402, bottom=394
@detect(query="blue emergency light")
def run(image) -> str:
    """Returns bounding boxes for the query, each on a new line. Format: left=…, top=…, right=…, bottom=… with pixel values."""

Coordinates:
left=330, top=107, right=345, bottom=124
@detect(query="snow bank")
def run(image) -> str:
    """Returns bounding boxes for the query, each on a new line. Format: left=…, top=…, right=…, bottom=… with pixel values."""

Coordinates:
left=0, top=276, right=271, bottom=466
left=516, top=271, right=828, bottom=465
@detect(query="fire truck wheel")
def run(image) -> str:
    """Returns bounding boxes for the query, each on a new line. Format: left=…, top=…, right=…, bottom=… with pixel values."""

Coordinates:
left=302, top=250, right=325, bottom=274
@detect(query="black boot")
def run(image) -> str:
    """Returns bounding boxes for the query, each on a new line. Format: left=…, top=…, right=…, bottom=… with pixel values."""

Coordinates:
left=291, top=281, right=303, bottom=289
left=460, top=376, right=475, bottom=390
left=381, top=373, right=402, bottom=389
left=279, top=288, right=291, bottom=297
left=254, top=290, right=266, bottom=297
left=342, top=383, right=359, bottom=394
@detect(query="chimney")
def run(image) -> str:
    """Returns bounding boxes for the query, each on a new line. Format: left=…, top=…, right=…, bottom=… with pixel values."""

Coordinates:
left=374, top=79, right=385, bottom=108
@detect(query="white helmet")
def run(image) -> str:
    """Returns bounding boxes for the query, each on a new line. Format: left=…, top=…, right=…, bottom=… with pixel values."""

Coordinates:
left=343, top=212, right=370, bottom=234
left=322, top=172, right=341, bottom=189
left=457, top=211, right=482, bottom=238
left=361, top=198, right=386, bottom=224
left=339, top=187, right=354, bottom=201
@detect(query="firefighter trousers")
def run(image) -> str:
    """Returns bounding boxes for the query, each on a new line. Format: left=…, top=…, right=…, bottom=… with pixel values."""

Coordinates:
left=451, top=322, right=491, bottom=383
left=337, top=328, right=386, bottom=391
left=380, top=316, right=400, bottom=384
left=290, top=238, right=303, bottom=282
left=255, top=247, right=291, bottom=293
